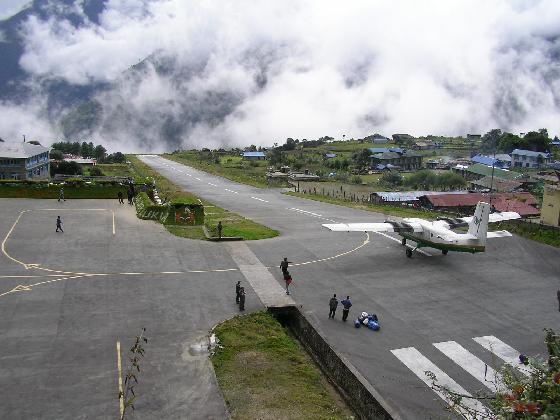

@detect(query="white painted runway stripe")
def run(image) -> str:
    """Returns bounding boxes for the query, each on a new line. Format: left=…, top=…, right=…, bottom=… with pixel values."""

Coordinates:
left=208, top=183, right=217, bottom=187
left=473, top=336, right=533, bottom=377
left=251, top=196, right=269, bottom=203
left=391, top=347, right=488, bottom=419
left=434, top=341, right=504, bottom=392
left=224, top=188, right=238, bottom=194
left=195, top=177, right=201, bottom=181
left=374, top=232, right=432, bottom=256
left=287, top=207, right=338, bottom=223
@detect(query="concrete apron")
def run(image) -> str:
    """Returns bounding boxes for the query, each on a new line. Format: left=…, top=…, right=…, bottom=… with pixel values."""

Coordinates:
left=225, top=242, right=397, bottom=420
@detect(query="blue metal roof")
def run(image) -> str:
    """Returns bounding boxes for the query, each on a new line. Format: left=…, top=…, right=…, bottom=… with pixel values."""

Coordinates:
left=243, top=151, right=266, bottom=157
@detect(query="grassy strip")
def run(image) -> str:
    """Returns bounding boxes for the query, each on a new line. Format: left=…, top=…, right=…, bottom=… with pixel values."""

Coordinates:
left=164, top=153, right=269, bottom=188
left=285, top=191, right=446, bottom=220
left=127, top=155, right=278, bottom=240
left=212, top=312, right=353, bottom=420
left=93, top=163, right=134, bottom=177
left=495, top=221, right=560, bottom=248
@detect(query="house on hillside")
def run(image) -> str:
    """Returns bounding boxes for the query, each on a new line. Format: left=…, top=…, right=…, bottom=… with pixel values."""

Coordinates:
left=369, top=148, right=422, bottom=171
left=324, top=153, right=337, bottom=159
left=511, top=149, right=551, bottom=168
left=242, top=151, right=266, bottom=160
left=392, top=134, right=415, bottom=144
left=466, top=134, right=482, bottom=141
left=0, top=142, right=50, bottom=180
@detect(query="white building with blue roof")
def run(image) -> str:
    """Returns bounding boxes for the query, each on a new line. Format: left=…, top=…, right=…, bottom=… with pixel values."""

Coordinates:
left=511, top=149, right=551, bottom=168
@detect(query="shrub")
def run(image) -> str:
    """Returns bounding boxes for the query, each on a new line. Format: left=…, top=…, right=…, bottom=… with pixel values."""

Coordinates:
left=89, top=166, right=104, bottom=176
left=350, top=175, right=363, bottom=184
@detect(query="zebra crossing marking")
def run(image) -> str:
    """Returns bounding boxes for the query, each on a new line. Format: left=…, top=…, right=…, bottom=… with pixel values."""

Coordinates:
left=433, top=341, right=505, bottom=392
left=473, top=336, right=533, bottom=377
left=391, top=347, right=488, bottom=419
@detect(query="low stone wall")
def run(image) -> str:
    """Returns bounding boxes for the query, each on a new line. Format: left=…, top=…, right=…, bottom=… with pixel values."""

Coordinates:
left=269, top=306, right=399, bottom=420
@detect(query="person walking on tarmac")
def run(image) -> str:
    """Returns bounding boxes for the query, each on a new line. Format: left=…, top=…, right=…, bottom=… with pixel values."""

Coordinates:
left=117, top=191, right=124, bottom=204
left=280, top=257, right=292, bottom=276
left=58, top=187, right=65, bottom=202
left=235, top=281, right=241, bottom=304
left=56, top=216, right=64, bottom=233
left=329, top=294, right=338, bottom=319
left=284, top=272, right=292, bottom=295
left=341, top=296, right=352, bottom=321
left=239, top=287, right=246, bottom=311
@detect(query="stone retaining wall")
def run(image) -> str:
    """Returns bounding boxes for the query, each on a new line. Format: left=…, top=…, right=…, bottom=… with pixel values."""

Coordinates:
left=269, top=306, right=399, bottom=420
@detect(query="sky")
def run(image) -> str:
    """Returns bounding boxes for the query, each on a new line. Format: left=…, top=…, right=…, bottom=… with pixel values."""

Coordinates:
left=1, top=0, right=560, bottom=152
left=0, top=0, right=29, bottom=19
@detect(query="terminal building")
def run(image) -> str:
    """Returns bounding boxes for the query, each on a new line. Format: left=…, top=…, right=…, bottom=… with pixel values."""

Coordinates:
left=0, top=142, right=50, bottom=180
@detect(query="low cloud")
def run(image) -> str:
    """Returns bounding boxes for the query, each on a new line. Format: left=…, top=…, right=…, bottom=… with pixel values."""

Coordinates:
left=1, top=0, right=560, bottom=151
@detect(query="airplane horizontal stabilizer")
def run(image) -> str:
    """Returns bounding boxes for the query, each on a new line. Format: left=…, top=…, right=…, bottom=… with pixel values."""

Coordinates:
left=486, top=230, right=513, bottom=238
left=462, top=211, right=520, bottom=224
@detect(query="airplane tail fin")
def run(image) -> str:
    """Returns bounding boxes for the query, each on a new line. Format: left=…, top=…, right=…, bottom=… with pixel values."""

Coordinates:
left=468, top=201, right=490, bottom=244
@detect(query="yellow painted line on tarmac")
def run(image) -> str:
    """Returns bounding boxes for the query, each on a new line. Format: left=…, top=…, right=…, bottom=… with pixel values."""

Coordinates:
left=286, top=232, right=370, bottom=267
left=1, top=210, right=30, bottom=268
left=117, top=340, right=124, bottom=417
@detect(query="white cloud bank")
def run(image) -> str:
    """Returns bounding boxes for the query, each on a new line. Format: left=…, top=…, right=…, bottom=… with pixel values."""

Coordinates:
left=2, top=0, right=560, bottom=151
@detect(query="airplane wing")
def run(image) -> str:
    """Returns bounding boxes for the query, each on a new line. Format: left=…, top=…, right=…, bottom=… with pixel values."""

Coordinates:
left=322, top=221, right=423, bottom=233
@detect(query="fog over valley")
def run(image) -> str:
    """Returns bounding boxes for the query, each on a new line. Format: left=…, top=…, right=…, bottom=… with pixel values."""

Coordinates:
left=0, top=0, right=559, bottom=152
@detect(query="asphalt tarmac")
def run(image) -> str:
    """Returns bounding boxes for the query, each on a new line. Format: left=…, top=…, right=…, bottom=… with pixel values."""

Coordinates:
left=138, top=155, right=560, bottom=419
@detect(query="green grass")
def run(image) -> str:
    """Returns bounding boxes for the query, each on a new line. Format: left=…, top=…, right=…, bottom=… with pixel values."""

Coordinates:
left=285, top=191, right=446, bottom=220
left=495, top=221, right=560, bottom=248
left=93, top=163, right=134, bottom=177
left=165, top=152, right=270, bottom=188
left=212, top=312, right=353, bottom=420
left=128, top=155, right=278, bottom=240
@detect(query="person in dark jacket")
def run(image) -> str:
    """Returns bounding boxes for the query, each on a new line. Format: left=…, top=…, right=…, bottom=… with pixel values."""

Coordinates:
left=235, top=281, right=241, bottom=304
left=118, top=191, right=124, bottom=204
left=56, top=216, right=63, bottom=233
left=280, top=257, right=292, bottom=276
left=217, top=221, right=223, bottom=240
left=341, top=296, right=352, bottom=321
left=284, top=272, right=292, bottom=295
left=328, top=294, right=338, bottom=319
left=239, top=287, right=246, bottom=311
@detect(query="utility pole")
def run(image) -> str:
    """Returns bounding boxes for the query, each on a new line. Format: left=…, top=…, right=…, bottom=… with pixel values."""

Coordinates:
left=22, top=134, right=26, bottom=143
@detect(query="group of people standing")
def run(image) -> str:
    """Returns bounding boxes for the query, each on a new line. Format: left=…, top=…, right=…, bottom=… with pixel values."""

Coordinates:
left=329, top=294, right=353, bottom=321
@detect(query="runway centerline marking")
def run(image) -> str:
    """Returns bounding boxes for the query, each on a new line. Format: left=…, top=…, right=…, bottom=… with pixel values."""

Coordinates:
left=195, top=177, right=201, bottom=181
left=112, top=210, right=116, bottom=235
left=208, top=183, right=217, bottom=187
left=251, top=197, right=269, bottom=203
left=117, top=340, right=124, bottom=417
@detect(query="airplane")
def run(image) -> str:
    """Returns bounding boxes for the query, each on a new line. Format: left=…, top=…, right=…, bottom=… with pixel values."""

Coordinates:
left=322, top=201, right=520, bottom=257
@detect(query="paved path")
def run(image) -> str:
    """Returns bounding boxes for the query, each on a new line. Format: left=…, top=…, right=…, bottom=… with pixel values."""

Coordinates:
left=226, top=242, right=295, bottom=308
left=140, top=155, right=560, bottom=419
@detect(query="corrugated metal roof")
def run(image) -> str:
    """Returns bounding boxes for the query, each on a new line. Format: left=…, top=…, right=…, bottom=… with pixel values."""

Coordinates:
left=511, top=149, right=550, bottom=158
left=425, top=192, right=538, bottom=216
left=470, top=176, right=523, bottom=192
left=242, top=151, right=265, bottom=157
left=372, top=191, right=467, bottom=202
left=0, top=142, right=50, bottom=158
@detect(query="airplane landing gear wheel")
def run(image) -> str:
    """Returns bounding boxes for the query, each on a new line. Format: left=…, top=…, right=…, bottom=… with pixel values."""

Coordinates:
left=406, top=248, right=412, bottom=258
left=401, top=238, right=406, bottom=246
left=442, top=249, right=448, bottom=255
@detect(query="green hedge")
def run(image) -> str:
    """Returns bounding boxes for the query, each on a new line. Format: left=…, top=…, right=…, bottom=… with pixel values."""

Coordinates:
left=0, top=180, right=127, bottom=199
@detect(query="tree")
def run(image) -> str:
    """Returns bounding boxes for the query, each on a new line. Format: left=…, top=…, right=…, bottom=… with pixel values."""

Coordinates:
left=481, top=129, right=502, bottom=153
left=269, top=148, right=283, bottom=166
left=89, top=166, right=104, bottom=176
left=521, top=130, right=550, bottom=152
left=93, top=145, right=107, bottom=160
left=498, top=132, right=522, bottom=153
left=53, top=161, right=83, bottom=176
left=352, top=149, right=372, bottom=172
left=50, top=150, right=64, bottom=160
left=379, top=171, right=403, bottom=187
